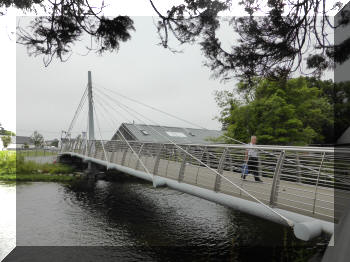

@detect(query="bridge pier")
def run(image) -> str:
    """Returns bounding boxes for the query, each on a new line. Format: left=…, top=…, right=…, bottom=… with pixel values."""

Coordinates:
left=83, top=161, right=98, bottom=180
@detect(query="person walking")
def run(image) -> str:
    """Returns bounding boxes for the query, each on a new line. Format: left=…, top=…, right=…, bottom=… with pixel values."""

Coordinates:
left=242, top=136, right=263, bottom=182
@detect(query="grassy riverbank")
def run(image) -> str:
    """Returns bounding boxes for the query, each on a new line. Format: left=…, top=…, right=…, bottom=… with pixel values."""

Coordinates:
left=0, top=151, right=80, bottom=182
left=0, top=173, right=79, bottom=182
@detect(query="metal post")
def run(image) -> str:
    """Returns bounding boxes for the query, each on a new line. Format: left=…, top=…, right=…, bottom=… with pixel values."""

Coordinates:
left=121, top=146, right=129, bottom=166
left=126, top=142, right=134, bottom=166
left=70, top=135, right=73, bottom=151
left=93, top=141, right=98, bottom=159
left=81, top=132, right=87, bottom=155
left=88, top=71, right=95, bottom=141
left=109, top=150, right=116, bottom=163
left=195, top=146, right=207, bottom=184
left=86, top=140, right=91, bottom=156
left=165, top=146, right=173, bottom=177
left=80, top=139, right=84, bottom=154
left=296, top=152, right=301, bottom=183
left=135, top=143, right=145, bottom=170
left=178, top=146, right=189, bottom=182
left=214, top=148, right=228, bottom=192
left=312, top=152, right=326, bottom=215
left=269, top=150, right=285, bottom=206
left=230, top=151, right=234, bottom=172
left=153, top=144, right=164, bottom=175
left=205, top=147, right=211, bottom=166
left=72, top=139, right=77, bottom=153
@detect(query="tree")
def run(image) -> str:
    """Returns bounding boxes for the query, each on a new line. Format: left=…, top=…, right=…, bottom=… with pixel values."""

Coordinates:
left=302, top=78, right=350, bottom=143
left=3, top=0, right=348, bottom=81
left=1, top=136, right=12, bottom=148
left=31, top=131, right=44, bottom=147
left=333, top=82, right=350, bottom=141
left=0, top=123, right=15, bottom=136
left=216, top=77, right=334, bottom=145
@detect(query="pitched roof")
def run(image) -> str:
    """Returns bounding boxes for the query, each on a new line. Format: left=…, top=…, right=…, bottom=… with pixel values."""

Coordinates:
left=13, top=136, right=34, bottom=145
left=337, top=127, right=350, bottom=145
left=113, top=123, right=224, bottom=144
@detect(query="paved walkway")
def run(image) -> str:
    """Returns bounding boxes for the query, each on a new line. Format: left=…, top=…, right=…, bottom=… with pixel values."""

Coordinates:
left=99, top=150, right=349, bottom=223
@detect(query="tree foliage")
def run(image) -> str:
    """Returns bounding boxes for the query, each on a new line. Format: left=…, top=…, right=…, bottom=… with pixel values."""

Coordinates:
left=0, top=123, right=15, bottom=136
left=12, top=1, right=135, bottom=66
left=215, top=77, right=341, bottom=145
left=3, top=0, right=348, bottom=80
left=31, top=130, right=44, bottom=147
left=1, top=136, right=12, bottom=148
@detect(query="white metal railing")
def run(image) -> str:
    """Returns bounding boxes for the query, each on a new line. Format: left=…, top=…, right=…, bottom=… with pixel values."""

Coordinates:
left=61, top=139, right=350, bottom=222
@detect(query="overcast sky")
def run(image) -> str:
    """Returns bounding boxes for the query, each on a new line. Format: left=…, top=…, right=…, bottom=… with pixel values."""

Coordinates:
left=0, top=0, right=348, bottom=141
left=16, top=16, right=236, bottom=140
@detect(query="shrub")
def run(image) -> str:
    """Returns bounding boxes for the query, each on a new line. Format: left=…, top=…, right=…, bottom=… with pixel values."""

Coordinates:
left=0, top=151, right=16, bottom=175
left=0, top=151, right=74, bottom=175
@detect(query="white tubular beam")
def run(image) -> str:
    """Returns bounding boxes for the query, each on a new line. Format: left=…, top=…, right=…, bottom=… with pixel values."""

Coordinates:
left=61, top=152, right=334, bottom=241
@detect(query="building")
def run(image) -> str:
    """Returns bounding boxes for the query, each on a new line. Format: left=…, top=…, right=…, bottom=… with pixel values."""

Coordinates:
left=111, top=123, right=224, bottom=144
left=337, top=127, right=350, bottom=145
left=44, top=139, right=60, bottom=148
left=1, top=136, right=35, bottom=150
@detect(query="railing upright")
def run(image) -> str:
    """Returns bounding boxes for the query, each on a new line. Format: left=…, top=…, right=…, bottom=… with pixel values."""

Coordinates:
left=195, top=146, right=207, bottom=184
left=178, top=146, right=189, bottom=182
left=134, top=143, right=144, bottom=170
left=121, top=145, right=129, bottom=166
left=312, top=152, right=326, bottom=215
left=153, top=144, right=164, bottom=175
left=296, top=152, right=302, bottom=183
left=214, top=148, right=228, bottom=192
left=87, top=140, right=93, bottom=157
left=269, top=150, right=285, bottom=207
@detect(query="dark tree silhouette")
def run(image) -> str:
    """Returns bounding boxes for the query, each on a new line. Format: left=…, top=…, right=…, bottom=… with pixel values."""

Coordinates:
left=3, top=0, right=349, bottom=80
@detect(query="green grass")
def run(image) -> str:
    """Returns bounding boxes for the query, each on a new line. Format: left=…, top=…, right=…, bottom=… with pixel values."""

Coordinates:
left=0, top=151, right=80, bottom=182
left=0, top=173, right=79, bottom=182
left=16, top=158, right=74, bottom=175
left=0, top=151, right=16, bottom=175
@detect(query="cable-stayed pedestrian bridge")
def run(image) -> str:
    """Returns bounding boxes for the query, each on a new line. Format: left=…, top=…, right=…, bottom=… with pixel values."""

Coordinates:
left=40, top=71, right=350, bottom=243
left=58, top=138, right=350, bottom=242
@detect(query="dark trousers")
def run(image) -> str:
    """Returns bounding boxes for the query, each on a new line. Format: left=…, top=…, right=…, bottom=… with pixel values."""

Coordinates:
left=245, top=157, right=260, bottom=181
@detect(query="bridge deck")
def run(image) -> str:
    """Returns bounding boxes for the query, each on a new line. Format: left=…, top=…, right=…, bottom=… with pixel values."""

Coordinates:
left=87, top=147, right=348, bottom=224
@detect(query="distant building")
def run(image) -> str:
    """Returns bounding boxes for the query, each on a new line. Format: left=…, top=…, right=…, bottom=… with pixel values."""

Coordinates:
left=2, top=136, right=35, bottom=150
left=111, top=123, right=224, bottom=144
left=44, top=139, right=59, bottom=148
left=337, top=127, right=350, bottom=145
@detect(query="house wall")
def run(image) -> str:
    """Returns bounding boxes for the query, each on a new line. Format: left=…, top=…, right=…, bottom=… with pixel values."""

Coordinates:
left=7, top=143, right=35, bottom=149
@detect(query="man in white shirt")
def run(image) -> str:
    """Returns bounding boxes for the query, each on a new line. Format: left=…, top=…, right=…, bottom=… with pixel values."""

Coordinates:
left=243, top=136, right=263, bottom=182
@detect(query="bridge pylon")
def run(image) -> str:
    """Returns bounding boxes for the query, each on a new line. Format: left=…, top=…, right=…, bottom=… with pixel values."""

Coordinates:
left=86, top=71, right=97, bottom=176
left=88, top=70, right=95, bottom=140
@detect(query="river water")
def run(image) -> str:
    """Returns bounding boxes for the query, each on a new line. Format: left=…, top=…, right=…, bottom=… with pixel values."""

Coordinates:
left=1, top=176, right=329, bottom=261
left=0, top=183, right=15, bottom=261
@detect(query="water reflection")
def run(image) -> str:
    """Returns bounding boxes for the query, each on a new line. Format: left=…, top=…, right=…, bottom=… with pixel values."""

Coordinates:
left=8, top=176, right=331, bottom=261
left=0, top=182, right=16, bottom=261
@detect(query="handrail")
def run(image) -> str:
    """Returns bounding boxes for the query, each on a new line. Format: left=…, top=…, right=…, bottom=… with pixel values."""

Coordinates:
left=77, top=139, right=343, bottom=153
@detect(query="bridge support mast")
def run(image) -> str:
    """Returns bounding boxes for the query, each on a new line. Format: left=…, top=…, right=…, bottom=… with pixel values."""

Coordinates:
left=86, top=71, right=97, bottom=177
left=88, top=70, right=95, bottom=140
